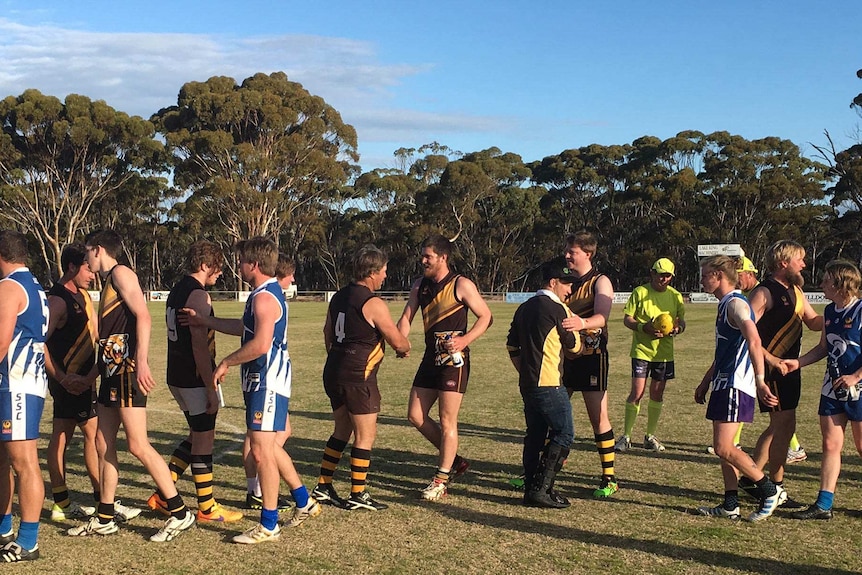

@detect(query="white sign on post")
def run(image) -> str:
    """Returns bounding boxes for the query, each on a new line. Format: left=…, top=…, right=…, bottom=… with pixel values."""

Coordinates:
left=697, top=244, right=742, bottom=257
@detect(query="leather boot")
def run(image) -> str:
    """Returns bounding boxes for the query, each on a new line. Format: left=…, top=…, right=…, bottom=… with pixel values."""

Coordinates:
left=525, top=443, right=569, bottom=509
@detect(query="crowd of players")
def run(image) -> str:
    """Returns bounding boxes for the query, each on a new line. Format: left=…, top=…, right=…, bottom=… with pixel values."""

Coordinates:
left=0, top=228, right=860, bottom=561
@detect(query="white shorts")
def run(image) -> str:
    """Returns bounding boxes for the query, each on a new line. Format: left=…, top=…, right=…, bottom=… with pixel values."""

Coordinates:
left=169, top=385, right=209, bottom=417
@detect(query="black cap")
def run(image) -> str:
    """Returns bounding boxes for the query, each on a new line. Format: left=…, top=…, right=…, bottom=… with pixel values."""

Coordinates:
left=542, top=265, right=575, bottom=284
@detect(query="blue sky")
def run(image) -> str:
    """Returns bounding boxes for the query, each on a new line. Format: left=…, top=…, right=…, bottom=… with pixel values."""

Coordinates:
left=1, top=1, right=860, bottom=170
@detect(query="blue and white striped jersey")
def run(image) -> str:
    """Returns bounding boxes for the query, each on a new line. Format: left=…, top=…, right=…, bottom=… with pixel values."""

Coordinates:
left=241, top=278, right=291, bottom=398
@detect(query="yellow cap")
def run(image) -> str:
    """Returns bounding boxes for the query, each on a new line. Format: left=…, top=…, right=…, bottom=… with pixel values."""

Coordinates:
left=738, top=256, right=758, bottom=273
left=652, top=258, right=675, bottom=275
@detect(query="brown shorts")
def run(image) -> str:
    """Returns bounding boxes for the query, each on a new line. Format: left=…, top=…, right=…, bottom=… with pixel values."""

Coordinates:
left=325, top=380, right=382, bottom=415
left=98, top=372, right=148, bottom=408
left=412, top=358, right=470, bottom=394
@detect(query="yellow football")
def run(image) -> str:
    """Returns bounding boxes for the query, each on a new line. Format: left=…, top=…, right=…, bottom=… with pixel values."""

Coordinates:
left=653, top=313, right=674, bottom=336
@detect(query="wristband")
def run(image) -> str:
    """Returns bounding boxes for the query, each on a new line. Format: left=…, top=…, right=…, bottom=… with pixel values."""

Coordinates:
left=755, top=374, right=765, bottom=383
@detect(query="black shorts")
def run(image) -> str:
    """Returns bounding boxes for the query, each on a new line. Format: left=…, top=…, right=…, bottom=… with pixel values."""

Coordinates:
left=563, top=353, right=609, bottom=392
left=49, top=380, right=97, bottom=422
left=98, top=373, right=148, bottom=408
left=631, top=359, right=675, bottom=381
left=412, top=357, right=470, bottom=394
left=759, top=369, right=801, bottom=412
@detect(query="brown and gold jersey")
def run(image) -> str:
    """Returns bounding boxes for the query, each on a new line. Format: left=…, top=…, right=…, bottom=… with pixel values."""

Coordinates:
left=566, top=267, right=610, bottom=355
left=97, top=266, right=137, bottom=378
left=757, top=277, right=804, bottom=359
left=46, top=283, right=96, bottom=381
left=418, top=272, right=468, bottom=366
left=323, top=283, right=384, bottom=384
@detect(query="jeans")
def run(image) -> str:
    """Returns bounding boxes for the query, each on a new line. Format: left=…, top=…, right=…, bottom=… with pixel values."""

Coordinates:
left=521, top=385, right=574, bottom=479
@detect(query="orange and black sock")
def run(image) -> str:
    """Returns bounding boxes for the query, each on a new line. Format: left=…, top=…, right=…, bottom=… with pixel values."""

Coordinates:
left=350, top=447, right=372, bottom=494
left=318, top=436, right=348, bottom=485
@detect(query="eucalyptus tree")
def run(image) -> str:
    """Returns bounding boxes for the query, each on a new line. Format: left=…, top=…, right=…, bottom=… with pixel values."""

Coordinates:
left=0, top=89, right=165, bottom=279
left=698, top=132, right=828, bottom=261
left=152, top=72, right=359, bottom=283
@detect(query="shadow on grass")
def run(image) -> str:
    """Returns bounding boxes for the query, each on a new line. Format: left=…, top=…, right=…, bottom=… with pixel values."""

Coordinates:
left=426, top=505, right=857, bottom=575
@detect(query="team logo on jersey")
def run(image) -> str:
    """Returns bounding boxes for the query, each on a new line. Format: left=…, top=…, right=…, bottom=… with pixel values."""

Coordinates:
left=253, top=411, right=263, bottom=424
left=1, top=420, right=11, bottom=434
left=781, top=296, right=790, bottom=306
left=99, top=333, right=130, bottom=377
left=110, top=388, right=118, bottom=402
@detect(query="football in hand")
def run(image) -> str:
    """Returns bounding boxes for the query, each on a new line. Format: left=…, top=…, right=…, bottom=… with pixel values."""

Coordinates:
left=653, top=313, right=674, bottom=336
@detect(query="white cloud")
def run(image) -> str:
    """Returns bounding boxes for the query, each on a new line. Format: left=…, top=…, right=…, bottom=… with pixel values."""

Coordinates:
left=0, top=17, right=508, bottom=162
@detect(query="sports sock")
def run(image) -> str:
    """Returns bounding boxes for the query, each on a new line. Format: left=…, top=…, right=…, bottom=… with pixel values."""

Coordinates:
left=52, top=485, right=70, bottom=508
left=247, top=477, right=261, bottom=497
left=789, top=434, right=801, bottom=451
left=434, top=468, right=451, bottom=484
left=350, top=447, right=372, bottom=494
left=0, top=514, right=12, bottom=535
left=754, top=476, right=777, bottom=498
left=169, top=440, right=193, bottom=483
left=165, top=494, right=187, bottom=519
left=815, top=490, right=834, bottom=511
left=191, top=454, right=215, bottom=513
left=623, top=402, right=639, bottom=438
left=291, top=485, right=310, bottom=509
left=97, top=502, right=115, bottom=524
left=723, top=490, right=739, bottom=510
left=15, top=521, right=38, bottom=551
left=317, top=435, right=348, bottom=485
left=646, top=399, right=663, bottom=436
left=595, top=429, right=615, bottom=481
left=260, top=508, right=279, bottom=531
left=733, top=423, right=744, bottom=446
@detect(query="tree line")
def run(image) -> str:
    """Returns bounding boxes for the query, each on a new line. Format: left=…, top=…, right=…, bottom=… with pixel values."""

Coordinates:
left=1, top=70, right=860, bottom=294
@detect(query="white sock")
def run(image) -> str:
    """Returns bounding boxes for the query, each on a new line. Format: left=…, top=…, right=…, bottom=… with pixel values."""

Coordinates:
left=247, top=477, right=261, bottom=497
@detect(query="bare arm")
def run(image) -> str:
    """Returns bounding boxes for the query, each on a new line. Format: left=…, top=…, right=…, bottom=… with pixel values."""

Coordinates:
left=746, top=285, right=784, bottom=369
left=111, top=265, right=155, bottom=394
left=578, top=274, right=613, bottom=331
left=181, top=307, right=243, bottom=336
left=363, top=297, right=411, bottom=356
left=214, top=292, right=278, bottom=385
left=185, top=290, right=219, bottom=415
left=801, top=298, right=823, bottom=331
left=0, top=281, right=24, bottom=368
left=44, top=295, right=67, bottom=382
left=729, top=298, right=776, bottom=407
left=695, top=362, right=715, bottom=404
left=447, top=277, right=493, bottom=354
left=396, top=279, right=421, bottom=338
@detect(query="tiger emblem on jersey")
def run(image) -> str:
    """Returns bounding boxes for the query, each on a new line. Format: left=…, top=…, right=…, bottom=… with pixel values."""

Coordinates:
left=99, top=333, right=132, bottom=377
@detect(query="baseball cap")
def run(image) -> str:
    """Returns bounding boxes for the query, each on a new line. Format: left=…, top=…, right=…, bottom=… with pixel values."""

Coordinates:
left=542, top=265, right=575, bottom=284
left=738, top=256, right=758, bottom=273
left=652, top=258, right=675, bottom=276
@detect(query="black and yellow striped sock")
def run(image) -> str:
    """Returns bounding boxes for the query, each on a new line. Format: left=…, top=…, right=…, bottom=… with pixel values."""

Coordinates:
left=192, top=454, right=215, bottom=514
left=169, top=440, right=193, bottom=483
left=350, top=447, right=372, bottom=494
left=165, top=494, right=187, bottom=519
left=595, top=429, right=616, bottom=482
left=317, top=436, right=348, bottom=485
left=97, top=502, right=114, bottom=524
left=52, top=485, right=70, bottom=508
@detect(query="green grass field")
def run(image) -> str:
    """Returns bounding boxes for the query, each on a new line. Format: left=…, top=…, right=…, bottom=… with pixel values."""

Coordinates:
left=13, top=301, right=862, bottom=575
